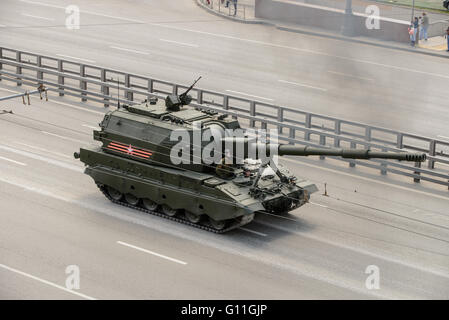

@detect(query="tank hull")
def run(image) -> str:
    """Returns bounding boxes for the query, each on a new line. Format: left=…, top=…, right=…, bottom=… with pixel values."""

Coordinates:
left=79, top=147, right=266, bottom=231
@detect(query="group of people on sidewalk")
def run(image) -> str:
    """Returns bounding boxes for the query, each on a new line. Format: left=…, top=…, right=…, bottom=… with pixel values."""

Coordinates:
left=408, top=12, right=429, bottom=46
left=407, top=12, right=449, bottom=51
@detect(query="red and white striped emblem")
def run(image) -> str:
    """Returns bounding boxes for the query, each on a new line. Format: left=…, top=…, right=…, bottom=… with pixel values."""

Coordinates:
left=106, top=141, right=153, bottom=159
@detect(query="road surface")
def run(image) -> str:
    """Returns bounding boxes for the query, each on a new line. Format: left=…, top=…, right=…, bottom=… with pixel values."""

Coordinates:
left=0, top=0, right=449, bottom=299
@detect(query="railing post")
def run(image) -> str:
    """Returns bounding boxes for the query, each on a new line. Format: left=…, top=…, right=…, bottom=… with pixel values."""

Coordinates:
left=80, top=64, right=87, bottom=102
left=334, top=137, right=340, bottom=147
left=223, top=95, right=229, bottom=110
left=101, top=69, right=109, bottom=107
left=319, top=135, right=326, bottom=160
left=261, top=119, right=267, bottom=130
left=334, top=120, right=341, bottom=135
left=428, top=140, right=436, bottom=169
left=36, top=56, right=43, bottom=84
left=365, top=127, right=372, bottom=141
left=380, top=148, right=387, bottom=175
left=147, top=79, right=154, bottom=96
left=396, top=133, right=403, bottom=149
left=349, top=141, right=356, bottom=167
left=288, top=128, right=295, bottom=145
left=0, top=48, right=3, bottom=81
left=304, top=113, right=311, bottom=140
left=413, top=161, right=421, bottom=183
left=197, top=89, right=203, bottom=104
left=16, top=51, right=22, bottom=86
left=277, top=107, right=283, bottom=134
left=249, top=101, right=256, bottom=127
left=58, top=60, right=64, bottom=96
left=125, top=74, right=133, bottom=102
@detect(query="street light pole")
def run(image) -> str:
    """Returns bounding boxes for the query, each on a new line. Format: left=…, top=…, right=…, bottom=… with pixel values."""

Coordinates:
left=342, top=0, right=356, bottom=36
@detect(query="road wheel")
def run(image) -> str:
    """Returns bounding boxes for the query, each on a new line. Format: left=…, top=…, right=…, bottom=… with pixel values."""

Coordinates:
left=107, top=186, right=123, bottom=201
left=124, top=193, right=139, bottom=206
left=162, top=205, right=178, bottom=217
left=209, top=217, right=226, bottom=231
left=185, top=211, right=201, bottom=224
left=142, top=198, right=158, bottom=211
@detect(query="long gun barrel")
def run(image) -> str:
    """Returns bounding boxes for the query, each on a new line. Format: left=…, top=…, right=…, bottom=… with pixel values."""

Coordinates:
left=277, top=145, right=426, bottom=162
left=221, top=138, right=427, bottom=162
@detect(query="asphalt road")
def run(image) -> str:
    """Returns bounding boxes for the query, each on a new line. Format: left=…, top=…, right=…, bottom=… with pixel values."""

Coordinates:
left=0, top=0, right=448, bottom=140
left=0, top=0, right=449, bottom=299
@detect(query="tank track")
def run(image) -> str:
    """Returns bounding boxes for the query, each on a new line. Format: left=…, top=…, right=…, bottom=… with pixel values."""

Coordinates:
left=98, top=184, right=253, bottom=234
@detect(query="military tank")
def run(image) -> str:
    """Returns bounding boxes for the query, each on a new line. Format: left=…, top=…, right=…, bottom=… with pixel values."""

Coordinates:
left=74, top=78, right=426, bottom=233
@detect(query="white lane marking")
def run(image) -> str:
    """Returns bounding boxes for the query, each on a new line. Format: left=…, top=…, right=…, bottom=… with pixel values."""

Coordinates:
left=21, top=13, right=55, bottom=21
left=0, top=24, right=6, bottom=27
left=56, top=54, right=96, bottom=64
left=116, top=241, right=187, bottom=265
left=159, top=39, right=199, bottom=47
left=0, top=263, right=96, bottom=300
left=327, top=71, right=374, bottom=81
left=239, top=227, right=267, bottom=237
left=109, top=46, right=149, bottom=55
left=281, top=157, right=449, bottom=202
left=82, top=124, right=98, bottom=130
left=278, top=79, right=327, bottom=92
left=40, top=131, right=88, bottom=144
left=0, top=144, right=82, bottom=172
left=0, top=155, right=27, bottom=166
left=437, top=135, right=449, bottom=141
left=18, top=0, right=145, bottom=23
left=309, top=201, right=329, bottom=208
left=225, top=90, right=274, bottom=101
left=15, top=142, right=72, bottom=159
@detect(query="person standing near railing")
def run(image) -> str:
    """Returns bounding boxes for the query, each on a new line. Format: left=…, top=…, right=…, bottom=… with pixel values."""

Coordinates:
left=420, top=12, right=429, bottom=41
left=233, top=0, right=238, bottom=16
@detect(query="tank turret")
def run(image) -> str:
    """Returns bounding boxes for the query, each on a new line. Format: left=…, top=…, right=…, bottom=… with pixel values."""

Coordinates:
left=74, top=79, right=426, bottom=233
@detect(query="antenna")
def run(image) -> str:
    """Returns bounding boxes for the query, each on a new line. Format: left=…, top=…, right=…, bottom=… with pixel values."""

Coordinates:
left=117, top=77, right=120, bottom=109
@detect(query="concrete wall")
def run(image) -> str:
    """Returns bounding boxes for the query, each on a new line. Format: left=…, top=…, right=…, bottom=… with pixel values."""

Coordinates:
left=255, top=0, right=413, bottom=42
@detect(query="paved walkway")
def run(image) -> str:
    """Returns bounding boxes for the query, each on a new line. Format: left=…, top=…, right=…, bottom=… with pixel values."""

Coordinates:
left=418, top=35, right=449, bottom=51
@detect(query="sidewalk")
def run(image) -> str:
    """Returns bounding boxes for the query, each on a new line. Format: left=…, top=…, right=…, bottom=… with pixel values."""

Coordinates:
left=196, top=0, right=449, bottom=58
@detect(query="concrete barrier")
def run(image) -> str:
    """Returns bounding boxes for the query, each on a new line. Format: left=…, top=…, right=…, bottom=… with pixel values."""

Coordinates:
left=255, top=0, right=414, bottom=42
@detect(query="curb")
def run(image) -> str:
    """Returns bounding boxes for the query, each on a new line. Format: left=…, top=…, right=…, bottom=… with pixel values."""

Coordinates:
left=195, top=0, right=448, bottom=59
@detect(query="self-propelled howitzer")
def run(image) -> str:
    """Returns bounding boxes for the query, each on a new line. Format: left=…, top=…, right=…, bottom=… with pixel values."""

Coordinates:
left=74, top=83, right=426, bottom=233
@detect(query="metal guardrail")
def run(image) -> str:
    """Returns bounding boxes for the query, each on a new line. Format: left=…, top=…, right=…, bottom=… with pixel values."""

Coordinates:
left=200, top=0, right=254, bottom=20
left=0, top=46, right=448, bottom=189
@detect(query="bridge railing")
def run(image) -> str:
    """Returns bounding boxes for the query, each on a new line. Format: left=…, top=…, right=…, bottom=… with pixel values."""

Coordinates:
left=0, top=46, right=448, bottom=189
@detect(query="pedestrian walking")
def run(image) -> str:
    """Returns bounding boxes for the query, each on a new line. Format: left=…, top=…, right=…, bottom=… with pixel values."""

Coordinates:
left=233, top=0, right=238, bottom=16
left=446, top=26, right=449, bottom=51
left=421, top=12, right=429, bottom=40
left=225, top=0, right=229, bottom=7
